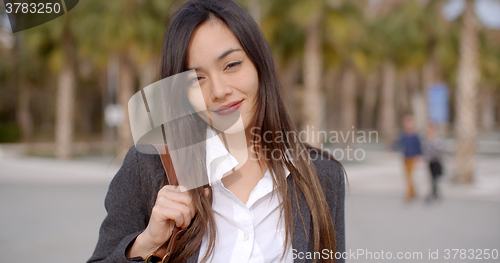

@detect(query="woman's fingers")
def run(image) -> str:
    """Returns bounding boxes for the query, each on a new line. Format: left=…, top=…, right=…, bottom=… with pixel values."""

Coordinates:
left=152, top=205, right=188, bottom=230
left=158, top=185, right=192, bottom=205
left=151, top=204, right=184, bottom=227
left=159, top=185, right=196, bottom=216
left=142, top=185, right=205, bottom=247
left=155, top=185, right=197, bottom=228
left=156, top=197, right=193, bottom=229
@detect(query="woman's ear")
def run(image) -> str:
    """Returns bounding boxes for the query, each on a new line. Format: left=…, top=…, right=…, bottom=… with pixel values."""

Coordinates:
left=204, top=187, right=210, bottom=197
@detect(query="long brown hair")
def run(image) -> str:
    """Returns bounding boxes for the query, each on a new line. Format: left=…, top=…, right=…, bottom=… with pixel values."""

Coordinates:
left=159, top=0, right=338, bottom=262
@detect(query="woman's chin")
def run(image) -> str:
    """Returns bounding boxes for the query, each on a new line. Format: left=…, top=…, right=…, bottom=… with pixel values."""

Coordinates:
left=208, top=110, right=246, bottom=134
left=218, top=115, right=245, bottom=134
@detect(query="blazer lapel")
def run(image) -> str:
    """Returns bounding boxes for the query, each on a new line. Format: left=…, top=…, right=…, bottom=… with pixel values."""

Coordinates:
left=186, top=176, right=311, bottom=263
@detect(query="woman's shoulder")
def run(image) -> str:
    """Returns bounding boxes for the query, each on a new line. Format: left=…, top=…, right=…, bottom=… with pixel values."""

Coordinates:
left=308, top=148, right=346, bottom=189
left=118, top=145, right=166, bottom=187
left=122, top=145, right=171, bottom=172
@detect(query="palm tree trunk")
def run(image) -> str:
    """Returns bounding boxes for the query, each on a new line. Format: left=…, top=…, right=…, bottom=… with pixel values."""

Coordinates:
left=406, top=69, right=425, bottom=133
left=17, top=83, right=32, bottom=142
left=325, top=67, right=340, bottom=132
left=480, top=85, right=494, bottom=133
left=396, top=73, right=409, bottom=119
left=139, top=59, right=157, bottom=89
left=118, top=54, right=135, bottom=152
left=302, top=9, right=324, bottom=147
left=378, top=61, right=397, bottom=143
left=453, top=0, right=479, bottom=184
left=361, top=72, right=378, bottom=130
left=55, top=28, right=75, bottom=159
left=13, top=34, right=33, bottom=142
left=411, top=89, right=426, bottom=133
left=247, top=0, right=261, bottom=25
left=340, top=66, right=357, bottom=134
left=421, top=58, right=438, bottom=133
left=281, top=59, right=300, bottom=124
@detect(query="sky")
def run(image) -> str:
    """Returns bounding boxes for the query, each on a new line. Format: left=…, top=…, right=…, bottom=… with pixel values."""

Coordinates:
left=442, top=0, right=500, bottom=29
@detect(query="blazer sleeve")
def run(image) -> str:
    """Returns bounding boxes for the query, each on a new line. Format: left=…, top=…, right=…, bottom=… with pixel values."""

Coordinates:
left=87, top=147, right=152, bottom=263
left=315, top=156, right=346, bottom=262
left=330, top=161, right=346, bottom=262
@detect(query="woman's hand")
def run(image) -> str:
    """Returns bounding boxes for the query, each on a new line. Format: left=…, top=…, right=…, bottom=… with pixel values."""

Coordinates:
left=126, top=185, right=209, bottom=259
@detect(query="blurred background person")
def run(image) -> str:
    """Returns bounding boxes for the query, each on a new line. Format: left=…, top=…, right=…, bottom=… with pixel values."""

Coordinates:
left=394, top=114, right=422, bottom=201
left=423, top=123, right=445, bottom=202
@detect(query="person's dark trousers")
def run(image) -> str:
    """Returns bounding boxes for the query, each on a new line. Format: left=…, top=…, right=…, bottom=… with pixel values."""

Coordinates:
left=428, top=160, right=443, bottom=199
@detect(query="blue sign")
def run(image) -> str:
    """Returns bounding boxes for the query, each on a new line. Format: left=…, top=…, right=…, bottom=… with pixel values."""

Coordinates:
left=427, top=83, right=449, bottom=124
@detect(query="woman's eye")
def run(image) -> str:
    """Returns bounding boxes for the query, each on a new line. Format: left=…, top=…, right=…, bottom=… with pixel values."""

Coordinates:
left=188, top=76, right=203, bottom=86
left=225, top=61, right=242, bottom=70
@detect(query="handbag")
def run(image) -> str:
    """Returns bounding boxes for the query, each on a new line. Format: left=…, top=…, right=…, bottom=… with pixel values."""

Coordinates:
left=144, top=144, right=189, bottom=263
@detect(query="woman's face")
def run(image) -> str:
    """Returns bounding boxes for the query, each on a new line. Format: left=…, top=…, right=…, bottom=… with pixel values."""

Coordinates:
left=185, top=19, right=259, bottom=133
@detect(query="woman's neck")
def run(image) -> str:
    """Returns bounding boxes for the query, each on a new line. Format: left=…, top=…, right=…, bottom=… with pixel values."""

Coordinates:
left=216, top=126, right=264, bottom=171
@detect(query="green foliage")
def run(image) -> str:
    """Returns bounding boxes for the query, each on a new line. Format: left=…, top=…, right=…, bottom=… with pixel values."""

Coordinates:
left=261, top=0, right=306, bottom=66
left=479, top=29, right=500, bottom=87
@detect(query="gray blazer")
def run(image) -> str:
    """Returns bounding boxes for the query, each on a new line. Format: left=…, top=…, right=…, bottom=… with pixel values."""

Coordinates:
left=88, top=146, right=345, bottom=262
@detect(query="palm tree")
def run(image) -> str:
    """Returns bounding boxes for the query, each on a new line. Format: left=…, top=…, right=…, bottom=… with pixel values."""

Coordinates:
left=339, top=64, right=357, bottom=135
left=9, top=7, right=77, bottom=158
left=260, top=0, right=305, bottom=124
left=367, top=0, right=406, bottom=143
left=368, top=0, right=447, bottom=141
left=360, top=72, right=379, bottom=130
left=298, top=0, right=366, bottom=146
left=261, top=0, right=370, bottom=147
left=54, top=23, right=76, bottom=159
left=246, top=0, right=261, bottom=24
left=13, top=33, right=33, bottom=142
left=23, top=1, right=89, bottom=159
left=479, top=29, right=500, bottom=132
left=378, top=61, right=398, bottom=142
left=453, top=0, right=480, bottom=184
left=324, top=1, right=366, bottom=137
left=76, top=0, right=171, bottom=156
left=302, top=1, right=324, bottom=147
left=25, top=14, right=79, bottom=159
left=261, top=0, right=325, bottom=146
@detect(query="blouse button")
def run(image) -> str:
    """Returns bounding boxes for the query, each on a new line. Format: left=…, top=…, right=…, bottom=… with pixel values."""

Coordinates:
left=243, top=233, right=249, bottom=241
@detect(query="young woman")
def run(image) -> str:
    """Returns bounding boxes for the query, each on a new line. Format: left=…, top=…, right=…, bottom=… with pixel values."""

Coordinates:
left=88, top=0, right=345, bottom=262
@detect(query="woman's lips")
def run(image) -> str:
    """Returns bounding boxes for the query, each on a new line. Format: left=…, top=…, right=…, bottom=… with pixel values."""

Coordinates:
left=212, top=100, right=243, bottom=116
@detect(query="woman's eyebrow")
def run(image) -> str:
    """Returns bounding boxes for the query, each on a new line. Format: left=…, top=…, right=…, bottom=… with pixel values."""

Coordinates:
left=187, top=48, right=243, bottom=71
left=217, top=48, right=243, bottom=62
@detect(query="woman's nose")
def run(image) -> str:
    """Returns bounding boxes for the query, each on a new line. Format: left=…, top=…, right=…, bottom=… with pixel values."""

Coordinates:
left=209, top=74, right=232, bottom=101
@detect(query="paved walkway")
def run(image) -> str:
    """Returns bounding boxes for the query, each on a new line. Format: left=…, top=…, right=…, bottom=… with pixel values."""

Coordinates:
left=341, top=150, right=500, bottom=262
left=341, top=149, right=500, bottom=202
left=345, top=194, right=500, bottom=262
left=0, top=148, right=498, bottom=262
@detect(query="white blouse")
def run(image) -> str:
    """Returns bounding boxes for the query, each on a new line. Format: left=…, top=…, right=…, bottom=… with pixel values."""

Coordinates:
left=197, top=128, right=293, bottom=263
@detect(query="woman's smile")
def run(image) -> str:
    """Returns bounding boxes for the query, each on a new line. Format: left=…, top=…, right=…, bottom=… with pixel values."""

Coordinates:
left=212, top=99, right=244, bottom=116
